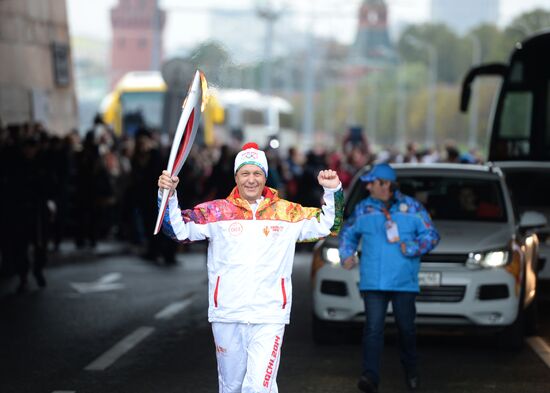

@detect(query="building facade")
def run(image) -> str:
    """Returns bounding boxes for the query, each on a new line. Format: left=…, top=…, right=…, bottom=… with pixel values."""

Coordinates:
left=349, top=0, right=397, bottom=69
left=0, top=0, right=77, bottom=134
left=110, top=0, right=165, bottom=89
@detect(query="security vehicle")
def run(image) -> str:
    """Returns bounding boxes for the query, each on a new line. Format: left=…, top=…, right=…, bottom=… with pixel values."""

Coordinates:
left=311, top=163, right=546, bottom=348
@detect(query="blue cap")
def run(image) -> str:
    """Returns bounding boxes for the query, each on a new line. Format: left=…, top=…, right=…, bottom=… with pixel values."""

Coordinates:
left=360, top=163, right=396, bottom=182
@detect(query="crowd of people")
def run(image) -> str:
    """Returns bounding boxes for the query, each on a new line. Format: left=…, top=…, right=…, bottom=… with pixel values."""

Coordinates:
left=0, top=118, right=482, bottom=290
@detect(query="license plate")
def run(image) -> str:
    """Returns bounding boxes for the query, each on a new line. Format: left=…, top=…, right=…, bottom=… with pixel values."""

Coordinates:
left=418, top=272, right=441, bottom=287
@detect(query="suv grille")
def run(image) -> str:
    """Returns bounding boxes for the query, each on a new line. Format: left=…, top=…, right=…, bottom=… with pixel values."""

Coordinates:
left=417, top=285, right=466, bottom=302
left=421, top=253, right=468, bottom=263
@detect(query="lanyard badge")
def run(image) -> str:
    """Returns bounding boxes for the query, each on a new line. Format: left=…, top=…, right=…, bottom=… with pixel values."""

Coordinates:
left=382, top=208, right=400, bottom=243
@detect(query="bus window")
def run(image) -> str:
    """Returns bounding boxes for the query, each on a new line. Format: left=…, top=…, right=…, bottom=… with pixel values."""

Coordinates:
left=509, top=60, right=524, bottom=83
left=279, top=112, right=293, bottom=129
left=214, top=89, right=297, bottom=150
left=120, top=91, right=164, bottom=136
left=242, top=109, right=264, bottom=126
left=498, top=91, right=533, bottom=157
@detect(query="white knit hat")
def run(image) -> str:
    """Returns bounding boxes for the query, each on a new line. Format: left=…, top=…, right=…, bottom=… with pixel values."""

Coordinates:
left=234, top=142, right=268, bottom=177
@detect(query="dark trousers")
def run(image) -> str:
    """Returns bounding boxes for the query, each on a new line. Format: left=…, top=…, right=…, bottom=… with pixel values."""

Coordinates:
left=361, top=290, right=418, bottom=385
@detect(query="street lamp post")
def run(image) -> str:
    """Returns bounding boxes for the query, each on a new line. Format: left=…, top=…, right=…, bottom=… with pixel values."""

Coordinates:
left=468, top=35, right=482, bottom=149
left=405, top=36, right=437, bottom=148
left=396, top=65, right=407, bottom=152
left=366, top=76, right=378, bottom=148
left=301, top=1, right=317, bottom=151
left=425, top=44, right=437, bottom=148
left=302, top=27, right=315, bottom=151
left=256, top=1, right=283, bottom=96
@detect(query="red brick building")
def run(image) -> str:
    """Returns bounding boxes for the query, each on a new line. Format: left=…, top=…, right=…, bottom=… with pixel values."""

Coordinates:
left=348, top=0, right=397, bottom=72
left=110, top=0, right=166, bottom=88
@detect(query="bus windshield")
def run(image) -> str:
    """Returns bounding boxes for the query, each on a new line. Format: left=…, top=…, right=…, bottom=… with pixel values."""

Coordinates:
left=120, top=91, right=164, bottom=136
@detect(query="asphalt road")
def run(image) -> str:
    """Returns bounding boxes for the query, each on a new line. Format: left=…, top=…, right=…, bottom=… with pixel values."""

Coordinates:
left=1, top=247, right=549, bottom=393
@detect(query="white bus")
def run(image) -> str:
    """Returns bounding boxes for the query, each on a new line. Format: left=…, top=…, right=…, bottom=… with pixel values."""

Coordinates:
left=213, top=89, right=298, bottom=152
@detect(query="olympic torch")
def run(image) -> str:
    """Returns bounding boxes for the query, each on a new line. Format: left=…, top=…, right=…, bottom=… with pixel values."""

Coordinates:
left=154, top=70, right=207, bottom=235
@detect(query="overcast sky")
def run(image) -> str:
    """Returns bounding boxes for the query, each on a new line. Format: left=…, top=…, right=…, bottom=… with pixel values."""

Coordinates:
left=67, top=0, right=550, bottom=52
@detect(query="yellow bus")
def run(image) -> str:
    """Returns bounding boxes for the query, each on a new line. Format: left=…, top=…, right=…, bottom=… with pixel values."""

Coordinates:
left=100, top=71, right=167, bottom=137
left=100, top=70, right=223, bottom=144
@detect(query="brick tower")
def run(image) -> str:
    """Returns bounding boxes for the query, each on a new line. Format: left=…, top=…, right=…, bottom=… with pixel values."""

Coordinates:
left=110, top=0, right=166, bottom=88
left=349, top=0, right=396, bottom=70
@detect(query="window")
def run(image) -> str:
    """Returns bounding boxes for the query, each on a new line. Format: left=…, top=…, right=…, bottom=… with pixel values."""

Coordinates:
left=242, top=109, right=264, bottom=126
left=279, top=112, right=293, bottom=129
left=120, top=91, right=164, bottom=136
left=346, top=174, right=506, bottom=223
left=500, top=91, right=532, bottom=139
left=51, top=42, right=70, bottom=87
left=494, top=91, right=533, bottom=158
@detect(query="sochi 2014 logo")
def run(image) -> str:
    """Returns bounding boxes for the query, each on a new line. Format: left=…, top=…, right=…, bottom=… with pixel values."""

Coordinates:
left=243, top=151, right=259, bottom=159
left=229, top=222, right=243, bottom=236
left=263, top=225, right=283, bottom=237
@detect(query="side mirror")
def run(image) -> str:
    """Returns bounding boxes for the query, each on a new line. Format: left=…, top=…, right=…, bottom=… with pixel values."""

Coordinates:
left=519, top=211, right=548, bottom=230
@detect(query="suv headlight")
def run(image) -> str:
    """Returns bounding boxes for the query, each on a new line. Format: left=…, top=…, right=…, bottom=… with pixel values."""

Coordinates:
left=322, top=247, right=341, bottom=265
left=467, top=250, right=510, bottom=268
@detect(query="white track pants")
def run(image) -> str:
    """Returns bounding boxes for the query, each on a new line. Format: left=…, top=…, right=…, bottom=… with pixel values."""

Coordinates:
left=211, top=322, right=285, bottom=393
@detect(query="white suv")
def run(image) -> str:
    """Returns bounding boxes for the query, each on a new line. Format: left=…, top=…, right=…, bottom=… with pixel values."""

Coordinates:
left=311, top=163, right=547, bottom=348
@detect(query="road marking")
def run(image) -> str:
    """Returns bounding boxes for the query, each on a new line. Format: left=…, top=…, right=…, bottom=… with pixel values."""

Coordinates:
left=52, top=391, right=75, bottom=393
left=71, top=272, right=125, bottom=294
left=85, top=326, right=154, bottom=371
left=527, top=336, right=550, bottom=368
left=155, top=298, right=193, bottom=320
left=97, top=272, right=122, bottom=284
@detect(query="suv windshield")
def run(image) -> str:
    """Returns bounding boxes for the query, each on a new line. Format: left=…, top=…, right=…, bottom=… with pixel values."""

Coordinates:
left=346, top=175, right=507, bottom=223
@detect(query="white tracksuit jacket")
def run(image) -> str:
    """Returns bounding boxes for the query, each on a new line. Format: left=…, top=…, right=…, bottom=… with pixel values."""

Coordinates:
left=159, top=185, right=344, bottom=324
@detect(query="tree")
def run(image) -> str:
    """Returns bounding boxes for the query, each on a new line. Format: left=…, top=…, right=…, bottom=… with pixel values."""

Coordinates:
left=503, top=9, right=550, bottom=53
left=397, top=23, right=465, bottom=83
left=509, top=9, right=550, bottom=36
left=466, top=24, right=508, bottom=65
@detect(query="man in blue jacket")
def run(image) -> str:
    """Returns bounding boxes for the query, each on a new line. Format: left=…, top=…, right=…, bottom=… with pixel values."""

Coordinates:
left=339, top=163, right=440, bottom=393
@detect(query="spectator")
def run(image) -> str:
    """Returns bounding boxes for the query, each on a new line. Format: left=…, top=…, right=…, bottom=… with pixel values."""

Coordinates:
left=130, top=128, right=176, bottom=264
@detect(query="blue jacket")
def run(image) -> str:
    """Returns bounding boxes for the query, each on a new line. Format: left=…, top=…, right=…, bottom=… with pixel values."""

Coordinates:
left=339, top=190, right=440, bottom=292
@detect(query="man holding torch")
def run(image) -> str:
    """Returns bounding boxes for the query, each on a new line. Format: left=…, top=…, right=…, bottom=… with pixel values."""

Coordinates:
left=157, top=142, right=343, bottom=393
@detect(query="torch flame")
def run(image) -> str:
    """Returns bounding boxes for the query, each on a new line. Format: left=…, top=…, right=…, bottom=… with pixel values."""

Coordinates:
left=200, top=71, right=209, bottom=112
